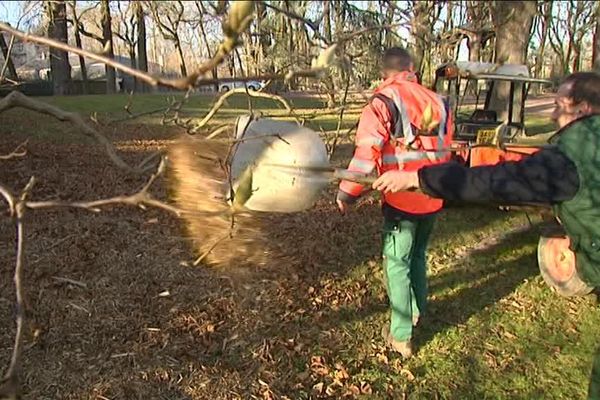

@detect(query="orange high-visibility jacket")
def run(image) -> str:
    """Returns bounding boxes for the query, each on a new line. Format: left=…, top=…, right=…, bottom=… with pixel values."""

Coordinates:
left=339, top=71, right=454, bottom=215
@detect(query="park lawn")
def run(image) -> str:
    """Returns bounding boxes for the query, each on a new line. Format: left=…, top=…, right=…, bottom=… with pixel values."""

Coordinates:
left=1, top=91, right=597, bottom=399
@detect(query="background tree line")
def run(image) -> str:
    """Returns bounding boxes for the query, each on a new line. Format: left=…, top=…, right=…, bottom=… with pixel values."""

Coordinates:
left=1, top=0, right=599, bottom=98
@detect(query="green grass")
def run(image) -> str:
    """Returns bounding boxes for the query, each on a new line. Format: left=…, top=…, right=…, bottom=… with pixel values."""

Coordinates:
left=1, top=93, right=360, bottom=143
left=325, top=209, right=598, bottom=399
left=3, top=92, right=555, bottom=144
left=525, top=115, right=556, bottom=136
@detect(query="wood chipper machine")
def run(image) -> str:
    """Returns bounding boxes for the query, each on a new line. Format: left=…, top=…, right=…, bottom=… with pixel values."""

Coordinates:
left=433, top=61, right=553, bottom=165
left=432, top=62, right=592, bottom=296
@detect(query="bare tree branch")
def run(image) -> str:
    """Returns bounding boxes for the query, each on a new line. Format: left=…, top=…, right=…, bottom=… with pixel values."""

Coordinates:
left=0, top=182, right=15, bottom=216
left=263, top=2, right=327, bottom=44
left=190, top=88, right=299, bottom=133
left=0, top=155, right=191, bottom=396
left=0, top=91, right=158, bottom=174
left=0, top=33, right=17, bottom=83
left=0, top=177, right=34, bottom=400
left=0, top=9, right=252, bottom=91
left=193, top=69, right=321, bottom=88
left=205, top=124, right=233, bottom=139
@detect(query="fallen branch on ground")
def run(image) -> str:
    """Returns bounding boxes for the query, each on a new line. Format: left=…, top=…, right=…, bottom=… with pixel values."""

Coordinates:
left=0, top=91, right=160, bottom=174
left=0, top=177, right=33, bottom=400
left=0, top=140, right=28, bottom=160
left=25, top=158, right=180, bottom=216
left=0, top=155, right=186, bottom=398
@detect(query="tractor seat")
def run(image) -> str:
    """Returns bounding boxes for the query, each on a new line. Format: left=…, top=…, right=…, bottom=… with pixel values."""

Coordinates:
left=470, top=110, right=497, bottom=122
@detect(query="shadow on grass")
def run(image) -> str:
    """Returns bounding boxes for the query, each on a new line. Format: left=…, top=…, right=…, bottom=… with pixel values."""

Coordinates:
left=414, top=227, right=539, bottom=351
left=167, top=205, right=528, bottom=395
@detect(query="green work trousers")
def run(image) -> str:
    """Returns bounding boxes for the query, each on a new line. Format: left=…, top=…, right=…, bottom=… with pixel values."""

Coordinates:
left=382, top=214, right=436, bottom=341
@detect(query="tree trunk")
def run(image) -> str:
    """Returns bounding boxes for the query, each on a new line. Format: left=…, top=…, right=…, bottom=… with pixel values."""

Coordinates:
left=490, top=0, right=536, bottom=123
left=47, top=0, right=72, bottom=95
left=196, top=1, right=218, bottom=91
left=128, top=47, right=136, bottom=92
left=70, top=0, right=88, bottom=94
left=534, top=1, right=551, bottom=83
left=73, top=28, right=88, bottom=94
left=135, top=1, right=148, bottom=92
left=466, top=32, right=481, bottom=62
left=101, top=0, right=116, bottom=94
left=410, top=1, right=429, bottom=74
left=564, top=4, right=575, bottom=74
left=253, top=1, right=266, bottom=75
left=322, top=0, right=335, bottom=108
left=384, top=0, right=396, bottom=48
left=571, top=45, right=581, bottom=73
left=323, top=0, right=332, bottom=43
left=592, top=3, right=600, bottom=71
left=174, top=38, right=187, bottom=77
left=0, top=33, right=19, bottom=82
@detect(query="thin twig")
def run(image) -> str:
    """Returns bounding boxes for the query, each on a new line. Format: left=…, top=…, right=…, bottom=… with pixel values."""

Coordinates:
left=162, top=87, right=195, bottom=128
left=193, top=232, right=232, bottom=266
left=108, top=106, right=170, bottom=124
left=52, top=276, right=88, bottom=289
left=230, top=133, right=290, bottom=145
left=193, top=70, right=320, bottom=87
left=263, top=3, right=327, bottom=44
left=206, top=124, right=233, bottom=140
left=338, top=22, right=406, bottom=44
left=0, top=140, right=28, bottom=160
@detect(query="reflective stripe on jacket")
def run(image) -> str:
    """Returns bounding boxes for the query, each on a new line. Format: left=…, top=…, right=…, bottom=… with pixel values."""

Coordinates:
left=339, top=71, right=454, bottom=215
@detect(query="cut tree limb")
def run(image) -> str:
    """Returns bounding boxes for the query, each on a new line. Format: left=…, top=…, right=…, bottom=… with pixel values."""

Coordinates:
left=190, top=88, right=299, bottom=133
left=0, top=91, right=158, bottom=174
left=25, top=158, right=181, bottom=216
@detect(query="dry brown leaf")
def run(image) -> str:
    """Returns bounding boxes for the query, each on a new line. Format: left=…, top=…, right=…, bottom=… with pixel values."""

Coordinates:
left=376, top=352, right=389, bottom=365
left=360, top=381, right=372, bottom=394
left=344, top=385, right=361, bottom=397
left=312, top=382, right=325, bottom=394
left=401, top=369, right=415, bottom=381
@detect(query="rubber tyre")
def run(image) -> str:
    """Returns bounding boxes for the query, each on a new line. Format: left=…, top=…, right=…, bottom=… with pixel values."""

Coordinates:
left=220, top=85, right=230, bottom=92
left=538, top=236, right=594, bottom=297
left=248, top=85, right=257, bottom=91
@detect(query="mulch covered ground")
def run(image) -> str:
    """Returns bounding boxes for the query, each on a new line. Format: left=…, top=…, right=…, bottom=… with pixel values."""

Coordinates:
left=0, top=111, right=384, bottom=399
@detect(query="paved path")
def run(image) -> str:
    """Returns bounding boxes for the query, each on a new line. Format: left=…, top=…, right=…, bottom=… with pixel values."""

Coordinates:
left=524, top=94, right=554, bottom=116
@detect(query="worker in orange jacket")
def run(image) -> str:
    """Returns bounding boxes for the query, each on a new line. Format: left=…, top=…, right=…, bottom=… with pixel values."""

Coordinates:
left=337, top=47, right=454, bottom=357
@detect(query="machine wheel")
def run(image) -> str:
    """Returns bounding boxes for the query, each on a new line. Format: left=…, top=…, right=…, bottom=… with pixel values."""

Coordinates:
left=538, top=235, right=594, bottom=297
left=220, top=85, right=230, bottom=92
